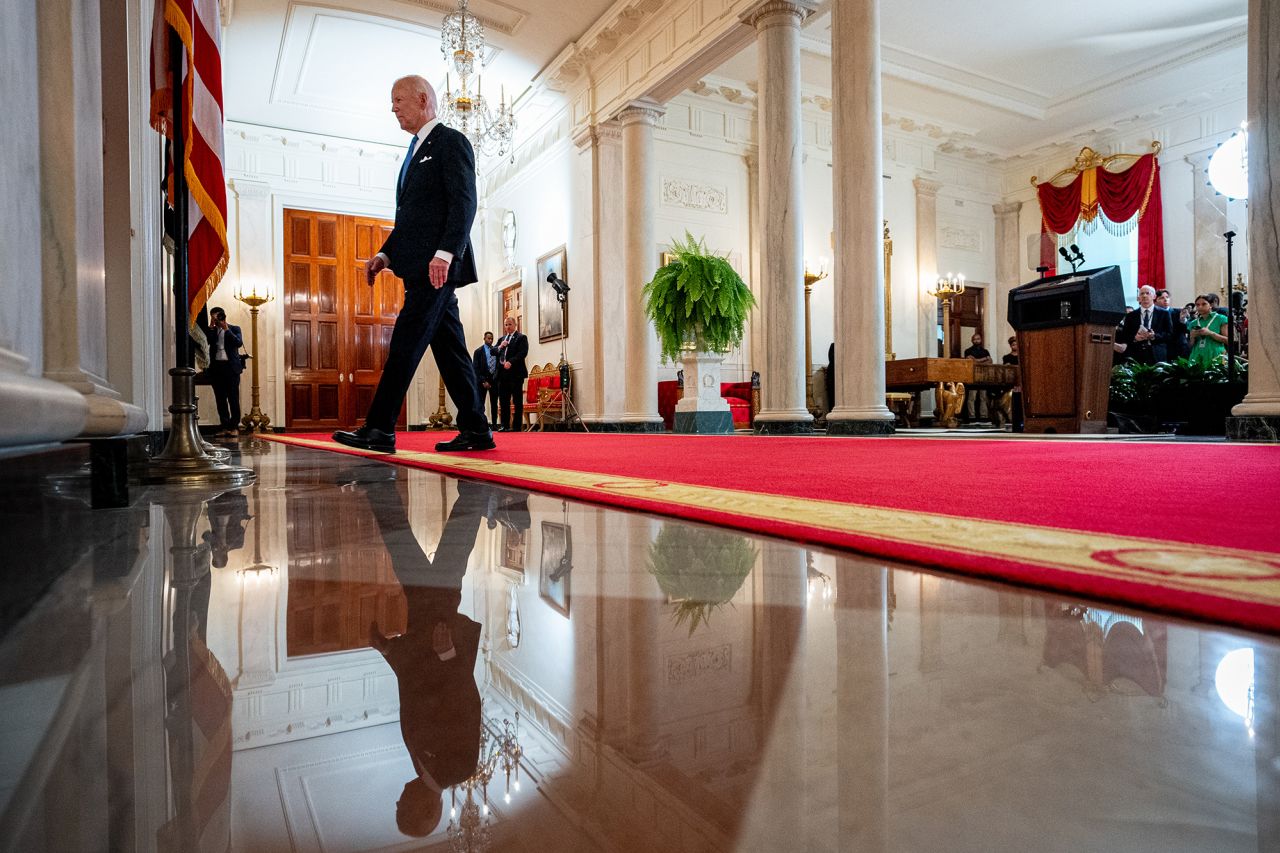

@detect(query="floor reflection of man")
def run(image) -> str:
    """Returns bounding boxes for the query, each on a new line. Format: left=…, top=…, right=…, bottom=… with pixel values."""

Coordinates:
left=360, top=472, right=489, bottom=838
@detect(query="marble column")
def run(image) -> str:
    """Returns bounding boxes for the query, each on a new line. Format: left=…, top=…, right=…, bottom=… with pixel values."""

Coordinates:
left=1228, top=0, right=1280, bottom=440
left=0, top=0, right=91, bottom=448
left=37, top=0, right=146, bottom=438
left=573, top=122, right=628, bottom=428
left=826, top=0, right=894, bottom=435
left=745, top=0, right=815, bottom=435
left=913, top=177, right=942, bottom=358
left=1184, top=149, right=1230, bottom=298
left=745, top=151, right=765, bottom=378
left=993, top=201, right=1022, bottom=338
left=619, top=103, right=665, bottom=432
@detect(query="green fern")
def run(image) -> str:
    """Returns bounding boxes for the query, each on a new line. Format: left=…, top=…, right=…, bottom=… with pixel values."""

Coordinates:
left=642, top=232, right=756, bottom=362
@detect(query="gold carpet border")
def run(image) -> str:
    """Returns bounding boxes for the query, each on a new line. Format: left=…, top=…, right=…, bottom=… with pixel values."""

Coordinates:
left=271, top=435, right=1280, bottom=607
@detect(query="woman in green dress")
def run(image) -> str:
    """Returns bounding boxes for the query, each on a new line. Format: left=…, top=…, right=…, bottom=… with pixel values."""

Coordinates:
left=1187, top=295, right=1228, bottom=367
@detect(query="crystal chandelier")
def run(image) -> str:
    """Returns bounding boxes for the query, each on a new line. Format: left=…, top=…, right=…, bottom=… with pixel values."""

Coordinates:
left=446, top=711, right=523, bottom=853
left=439, top=0, right=516, bottom=160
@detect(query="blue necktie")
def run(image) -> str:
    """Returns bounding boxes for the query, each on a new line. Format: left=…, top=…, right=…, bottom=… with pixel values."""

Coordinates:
left=397, top=135, right=418, bottom=196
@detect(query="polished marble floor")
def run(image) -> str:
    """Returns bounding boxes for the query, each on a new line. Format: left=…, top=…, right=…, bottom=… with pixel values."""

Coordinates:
left=0, top=436, right=1277, bottom=852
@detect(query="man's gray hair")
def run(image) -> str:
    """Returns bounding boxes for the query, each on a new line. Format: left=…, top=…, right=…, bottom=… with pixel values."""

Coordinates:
left=393, top=74, right=437, bottom=111
left=1138, top=285, right=1156, bottom=296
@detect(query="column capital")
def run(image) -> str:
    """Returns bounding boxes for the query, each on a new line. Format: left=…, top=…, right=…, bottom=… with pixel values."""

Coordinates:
left=230, top=178, right=270, bottom=200
left=743, top=149, right=759, bottom=174
left=572, top=121, right=623, bottom=150
left=913, top=175, right=942, bottom=197
left=741, top=0, right=816, bottom=30
left=1183, top=146, right=1216, bottom=170
left=992, top=200, right=1022, bottom=218
left=617, top=100, right=664, bottom=127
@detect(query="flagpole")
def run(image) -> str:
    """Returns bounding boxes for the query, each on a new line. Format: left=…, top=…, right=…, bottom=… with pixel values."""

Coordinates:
left=143, top=23, right=251, bottom=486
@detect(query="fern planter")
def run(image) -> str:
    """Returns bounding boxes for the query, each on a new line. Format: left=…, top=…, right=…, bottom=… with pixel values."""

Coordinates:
left=643, top=233, right=756, bottom=434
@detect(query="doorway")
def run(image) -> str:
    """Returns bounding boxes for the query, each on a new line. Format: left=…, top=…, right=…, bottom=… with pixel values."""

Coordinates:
left=283, top=208, right=406, bottom=430
left=941, top=285, right=986, bottom=357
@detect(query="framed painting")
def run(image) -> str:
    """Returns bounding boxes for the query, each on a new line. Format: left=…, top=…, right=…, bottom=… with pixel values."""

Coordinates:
left=539, top=521, right=572, bottom=617
left=536, top=245, right=567, bottom=343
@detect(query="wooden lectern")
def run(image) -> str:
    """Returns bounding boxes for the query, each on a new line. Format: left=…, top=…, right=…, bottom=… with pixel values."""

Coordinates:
left=1008, top=266, right=1126, bottom=433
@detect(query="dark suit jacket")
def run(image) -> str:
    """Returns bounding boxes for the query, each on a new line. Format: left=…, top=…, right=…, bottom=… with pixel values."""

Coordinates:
left=205, top=324, right=245, bottom=373
left=380, top=123, right=478, bottom=286
left=494, top=331, right=529, bottom=383
left=472, top=343, right=496, bottom=387
left=1166, top=307, right=1189, bottom=358
left=1116, top=307, right=1172, bottom=363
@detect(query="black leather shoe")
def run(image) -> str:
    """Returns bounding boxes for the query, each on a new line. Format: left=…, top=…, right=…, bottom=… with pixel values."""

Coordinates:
left=333, top=426, right=396, bottom=453
left=435, top=431, right=496, bottom=452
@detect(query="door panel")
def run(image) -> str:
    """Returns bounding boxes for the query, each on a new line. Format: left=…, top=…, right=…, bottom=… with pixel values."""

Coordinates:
left=284, top=209, right=403, bottom=429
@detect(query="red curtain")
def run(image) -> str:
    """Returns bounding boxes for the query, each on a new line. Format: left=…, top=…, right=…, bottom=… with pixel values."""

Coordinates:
left=1035, top=153, right=1164, bottom=289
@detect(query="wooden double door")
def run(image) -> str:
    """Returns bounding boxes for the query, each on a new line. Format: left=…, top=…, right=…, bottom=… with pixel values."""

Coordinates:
left=284, top=208, right=407, bottom=430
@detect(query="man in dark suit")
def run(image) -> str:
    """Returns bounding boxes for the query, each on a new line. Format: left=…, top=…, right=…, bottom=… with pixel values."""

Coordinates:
left=471, top=331, right=498, bottom=426
left=362, top=473, right=488, bottom=837
left=1157, top=288, right=1188, bottom=358
left=333, top=75, right=493, bottom=454
left=205, top=306, right=245, bottom=436
left=1116, top=285, right=1172, bottom=364
left=493, top=316, right=528, bottom=431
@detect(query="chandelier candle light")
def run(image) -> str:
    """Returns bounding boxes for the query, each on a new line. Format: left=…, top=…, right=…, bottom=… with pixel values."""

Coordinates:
left=439, top=0, right=516, bottom=160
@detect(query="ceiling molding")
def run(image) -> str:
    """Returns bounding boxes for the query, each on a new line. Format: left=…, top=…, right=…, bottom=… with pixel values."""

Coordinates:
left=390, top=0, right=530, bottom=36
left=1047, top=25, right=1246, bottom=110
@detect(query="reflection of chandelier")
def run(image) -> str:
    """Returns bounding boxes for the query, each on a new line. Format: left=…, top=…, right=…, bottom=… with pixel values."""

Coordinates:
left=447, top=712, right=523, bottom=852
left=439, top=0, right=515, bottom=160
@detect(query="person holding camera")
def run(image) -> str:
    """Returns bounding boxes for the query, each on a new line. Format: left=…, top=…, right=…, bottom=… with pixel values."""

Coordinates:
left=494, top=316, right=528, bottom=431
left=205, top=306, right=246, bottom=436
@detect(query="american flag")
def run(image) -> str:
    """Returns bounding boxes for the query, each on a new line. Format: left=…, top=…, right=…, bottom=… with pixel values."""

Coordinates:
left=150, top=0, right=230, bottom=324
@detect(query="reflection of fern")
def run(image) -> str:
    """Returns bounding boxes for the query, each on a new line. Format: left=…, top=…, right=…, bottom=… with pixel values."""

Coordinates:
left=648, top=525, right=757, bottom=636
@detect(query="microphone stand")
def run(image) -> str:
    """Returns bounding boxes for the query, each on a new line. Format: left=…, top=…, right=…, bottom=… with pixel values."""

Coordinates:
left=1224, top=230, right=1238, bottom=387
left=553, top=292, right=589, bottom=432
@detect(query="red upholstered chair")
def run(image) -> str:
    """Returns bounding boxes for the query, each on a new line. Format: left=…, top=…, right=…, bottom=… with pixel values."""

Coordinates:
left=535, top=364, right=571, bottom=429
left=522, top=363, right=553, bottom=430
left=657, top=380, right=681, bottom=430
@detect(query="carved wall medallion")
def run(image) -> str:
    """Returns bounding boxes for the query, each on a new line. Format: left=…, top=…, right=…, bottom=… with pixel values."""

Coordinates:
left=661, top=177, right=728, bottom=214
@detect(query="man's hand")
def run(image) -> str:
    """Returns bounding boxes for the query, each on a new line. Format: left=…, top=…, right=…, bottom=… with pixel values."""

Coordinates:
left=482, top=381, right=491, bottom=389
left=428, top=256, right=449, bottom=289
left=432, top=621, right=455, bottom=658
left=365, top=254, right=388, bottom=286
left=503, top=360, right=511, bottom=370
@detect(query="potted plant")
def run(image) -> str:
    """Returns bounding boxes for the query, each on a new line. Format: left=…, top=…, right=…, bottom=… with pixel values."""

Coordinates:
left=643, top=232, right=756, bottom=433
left=648, top=524, right=757, bottom=636
left=1110, top=357, right=1248, bottom=435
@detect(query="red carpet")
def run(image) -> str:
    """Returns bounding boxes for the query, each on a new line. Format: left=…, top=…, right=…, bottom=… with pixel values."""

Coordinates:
left=268, top=431, right=1280, bottom=635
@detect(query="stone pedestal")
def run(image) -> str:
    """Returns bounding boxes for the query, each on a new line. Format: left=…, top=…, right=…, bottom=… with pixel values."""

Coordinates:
left=745, top=0, right=815, bottom=435
left=673, top=350, right=733, bottom=434
left=619, top=103, right=666, bottom=433
left=1228, top=0, right=1280, bottom=441
left=825, top=0, right=894, bottom=436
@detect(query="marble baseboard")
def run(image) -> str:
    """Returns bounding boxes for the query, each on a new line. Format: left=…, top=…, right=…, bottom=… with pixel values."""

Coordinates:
left=587, top=421, right=667, bottom=433
left=827, top=419, right=897, bottom=436
left=1226, top=416, right=1280, bottom=442
left=753, top=419, right=816, bottom=436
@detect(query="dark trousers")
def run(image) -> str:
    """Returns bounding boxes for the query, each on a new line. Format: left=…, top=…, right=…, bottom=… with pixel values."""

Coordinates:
left=497, top=378, right=523, bottom=431
left=365, top=282, right=487, bottom=434
left=477, top=382, right=498, bottom=425
left=208, top=362, right=241, bottom=430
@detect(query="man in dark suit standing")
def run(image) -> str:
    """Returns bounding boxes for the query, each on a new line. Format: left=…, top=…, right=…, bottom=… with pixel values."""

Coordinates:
left=471, top=331, right=498, bottom=426
left=1116, top=285, right=1172, bottom=364
left=205, top=306, right=245, bottom=436
left=493, top=316, right=528, bottom=431
left=333, top=75, right=493, bottom=454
